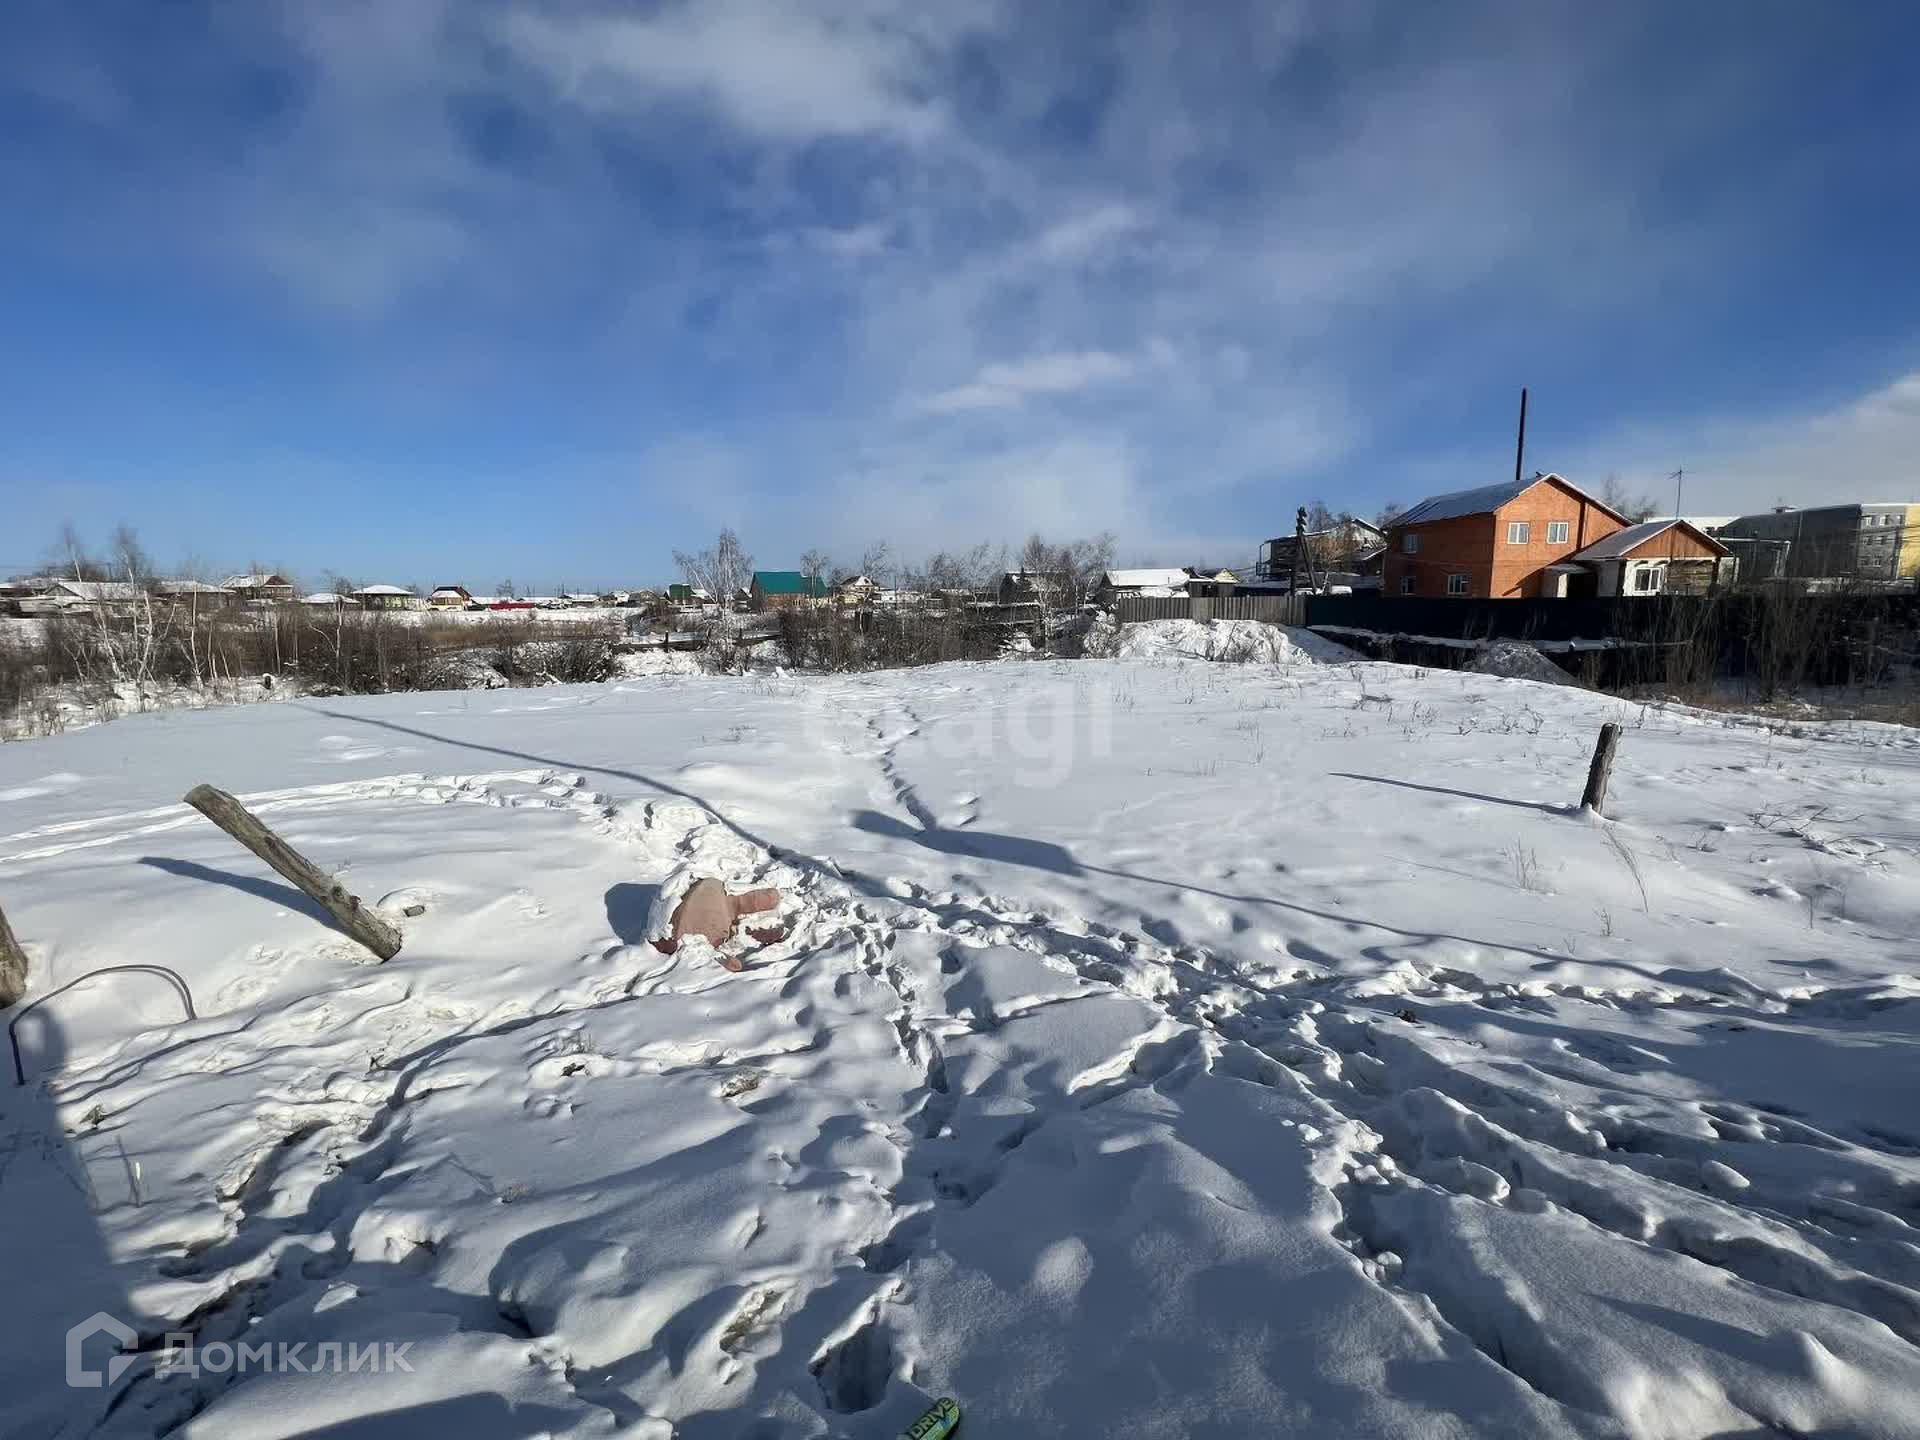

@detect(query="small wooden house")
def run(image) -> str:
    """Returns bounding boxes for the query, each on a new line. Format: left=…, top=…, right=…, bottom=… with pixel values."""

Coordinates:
left=221, top=573, right=296, bottom=604
left=832, top=574, right=881, bottom=606
left=352, top=584, right=417, bottom=611
left=1563, top=519, right=1731, bottom=597
left=1094, top=568, right=1190, bottom=606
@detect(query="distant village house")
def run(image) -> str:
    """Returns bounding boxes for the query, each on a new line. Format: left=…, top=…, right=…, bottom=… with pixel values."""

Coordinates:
left=353, top=584, right=416, bottom=611
left=1094, top=568, right=1191, bottom=606
left=832, top=574, right=881, bottom=606
left=221, top=572, right=296, bottom=604
left=750, top=571, right=828, bottom=611
left=1257, top=518, right=1386, bottom=585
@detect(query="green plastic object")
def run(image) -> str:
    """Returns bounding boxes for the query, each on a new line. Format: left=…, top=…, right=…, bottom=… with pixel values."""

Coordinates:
left=900, top=1396, right=961, bottom=1440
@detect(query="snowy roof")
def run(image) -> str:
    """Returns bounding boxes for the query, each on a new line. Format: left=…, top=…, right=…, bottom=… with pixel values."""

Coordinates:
left=1646, top=515, right=1738, bottom=533
left=1569, top=519, right=1729, bottom=562
left=1396, top=473, right=1620, bottom=527
left=155, top=579, right=226, bottom=594
left=429, top=584, right=471, bottom=597
left=1102, top=568, right=1191, bottom=589
left=221, top=573, right=290, bottom=589
left=300, top=592, right=351, bottom=604
left=353, top=584, right=411, bottom=596
left=54, top=580, right=142, bottom=602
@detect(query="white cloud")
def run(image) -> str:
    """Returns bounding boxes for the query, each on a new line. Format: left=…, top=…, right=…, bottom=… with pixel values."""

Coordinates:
left=1036, top=204, right=1145, bottom=262
left=501, top=0, right=956, bottom=145
left=791, top=222, right=895, bottom=258
left=922, top=349, right=1142, bottom=412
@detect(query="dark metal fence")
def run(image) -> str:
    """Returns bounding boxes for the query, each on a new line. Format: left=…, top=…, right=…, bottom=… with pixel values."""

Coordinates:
left=1115, top=594, right=1308, bottom=626
left=1301, top=592, right=1664, bottom=642
left=1300, top=589, right=1920, bottom=688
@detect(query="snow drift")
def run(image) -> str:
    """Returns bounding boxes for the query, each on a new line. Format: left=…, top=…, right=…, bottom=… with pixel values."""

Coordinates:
left=1086, top=616, right=1359, bottom=664
left=1469, top=639, right=1581, bottom=686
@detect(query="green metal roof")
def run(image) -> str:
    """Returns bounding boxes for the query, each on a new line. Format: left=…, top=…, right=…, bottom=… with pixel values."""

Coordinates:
left=752, top=571, right=827, bottom=597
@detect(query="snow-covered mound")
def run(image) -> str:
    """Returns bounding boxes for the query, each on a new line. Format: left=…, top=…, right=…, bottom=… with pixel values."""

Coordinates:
left=1088, top=616, right=1360, bottom=664
left=615, top=647, right=706, bottom=678
left=1469, top=639, right=1581, bottom=686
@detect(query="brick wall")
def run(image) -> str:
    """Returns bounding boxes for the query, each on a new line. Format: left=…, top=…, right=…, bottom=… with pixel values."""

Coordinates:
left=1383, top=478, right=1626, bottom=599
left=1381, top=515, right=1493, bottom=597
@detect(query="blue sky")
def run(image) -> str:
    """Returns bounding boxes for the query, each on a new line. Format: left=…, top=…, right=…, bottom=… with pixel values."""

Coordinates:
left=4, top=1, right=1918, bottom=591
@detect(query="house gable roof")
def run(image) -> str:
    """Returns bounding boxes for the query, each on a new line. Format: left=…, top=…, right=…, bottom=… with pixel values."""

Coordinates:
left=429, top=584, right=471, bottom=598
left=1569, top=519, right=1730, bottom=562
left=221, top=573, right=290, bottom=590
left=1396, top=473, right=1627, bottom=528
left=1102, top=568, right=1191, bottom=589
left=54, top=580, right=142, bottom=602
left=752, top=571, right=827, bottom=597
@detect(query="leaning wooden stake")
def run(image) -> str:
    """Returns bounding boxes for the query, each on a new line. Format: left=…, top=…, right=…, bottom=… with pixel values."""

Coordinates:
left=0, top=897, right=28, bottom=1007
left=182, top=784, right=403, bottom=961
left=1581, top=722, right=1622, bottom=816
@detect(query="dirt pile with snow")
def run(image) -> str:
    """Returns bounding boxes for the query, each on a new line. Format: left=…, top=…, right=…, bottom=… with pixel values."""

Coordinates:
left=1469, top=639, right=1581, bottom=686
left=1087, top=616, right=1361, bottom=663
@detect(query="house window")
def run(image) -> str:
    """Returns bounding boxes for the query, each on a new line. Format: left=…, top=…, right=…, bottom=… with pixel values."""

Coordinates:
left=1547, top=521, right=1570, bottom=544
left=1402, top=533, right=1420, bottom=554
left=1506, top=521, right=1531, bottom=544
left=1400, top=575, right=1416, bottom=595
left=1447, top=574, right=1470, bottom=596
left=1633, top=567, right=1659, bottom=592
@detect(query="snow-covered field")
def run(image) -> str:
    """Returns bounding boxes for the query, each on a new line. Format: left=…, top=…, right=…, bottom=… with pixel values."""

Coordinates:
left=5, top=644, right=1920, bottom=1437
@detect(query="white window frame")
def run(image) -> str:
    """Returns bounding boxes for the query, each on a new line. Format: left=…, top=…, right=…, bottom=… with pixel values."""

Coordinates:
left=1506, top=521, right=1531, bottom=545
left=1400, top=574, right=1416, bottom=595
left=1633, top=565, right=1660, bottom=593
left=1402, top=533, right=1420, bottom=554
left=1447, top=573, right=1470, bottom=596
left=1546, top=520, right=1570, bottom=544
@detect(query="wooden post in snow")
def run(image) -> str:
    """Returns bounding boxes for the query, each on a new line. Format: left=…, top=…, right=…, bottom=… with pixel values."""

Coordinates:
left=182, top=784, right=403, bottom=961
left=0, top=897, right=28, bottom=1007
left=1581, top=723, right=1622, bottom=817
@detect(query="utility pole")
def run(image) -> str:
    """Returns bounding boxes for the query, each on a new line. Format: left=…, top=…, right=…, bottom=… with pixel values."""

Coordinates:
left=1291, top=506, right=1307, bottom=595
left=1514, top=387, right=1528, bottom=488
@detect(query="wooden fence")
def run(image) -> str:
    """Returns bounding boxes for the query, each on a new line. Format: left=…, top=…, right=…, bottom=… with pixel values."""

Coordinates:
left=1115, top=593, right=1308, bottom=626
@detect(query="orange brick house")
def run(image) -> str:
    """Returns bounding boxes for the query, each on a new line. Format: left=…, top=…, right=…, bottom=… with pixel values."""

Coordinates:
left=1382, top=473, right=1629, bottom=599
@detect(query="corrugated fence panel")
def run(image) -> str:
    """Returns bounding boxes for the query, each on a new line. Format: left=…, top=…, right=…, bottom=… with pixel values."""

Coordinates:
left=1114, top=594, right=1308, bottom=626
